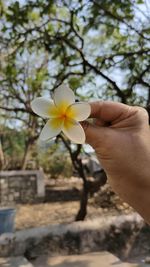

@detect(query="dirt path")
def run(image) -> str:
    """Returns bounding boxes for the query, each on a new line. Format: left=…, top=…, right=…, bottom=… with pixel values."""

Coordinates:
left=15, top=183, right=132, bottom=230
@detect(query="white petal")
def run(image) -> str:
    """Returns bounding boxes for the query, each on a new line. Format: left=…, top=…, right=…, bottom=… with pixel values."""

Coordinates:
left=39, top=119, right=62, bottom=141
left=67, top=102, right=91, bottom=121
left=31, top=97, right=55, bottom=118
left=54, top=84, right=75, bottom=108
left=62, top=119, right=85, bottom=144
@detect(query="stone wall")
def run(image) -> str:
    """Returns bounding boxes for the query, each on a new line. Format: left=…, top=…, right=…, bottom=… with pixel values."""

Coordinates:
left=0, top=213, right=144, bottom=258
left=0, top=170, right=45, bottom=205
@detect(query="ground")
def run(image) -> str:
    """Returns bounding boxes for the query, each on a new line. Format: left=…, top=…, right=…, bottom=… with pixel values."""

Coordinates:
left=11, top=177, right=150, bottom=265
left=15, top=177, right=133, bottom=230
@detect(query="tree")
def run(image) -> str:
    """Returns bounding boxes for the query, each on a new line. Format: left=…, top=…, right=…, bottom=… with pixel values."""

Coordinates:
left=0, top=50, right=49, bottom=169
left=0, top=138, right=5, bottom=169
left=0, top=0, right=150, bottom=219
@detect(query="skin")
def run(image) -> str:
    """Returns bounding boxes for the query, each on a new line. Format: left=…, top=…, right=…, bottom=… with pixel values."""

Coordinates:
left=82, top=101, right=150, bottom=223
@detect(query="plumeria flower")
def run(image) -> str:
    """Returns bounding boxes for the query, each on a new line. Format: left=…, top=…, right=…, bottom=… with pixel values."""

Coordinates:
left=31, top=84, right=91, bottom=144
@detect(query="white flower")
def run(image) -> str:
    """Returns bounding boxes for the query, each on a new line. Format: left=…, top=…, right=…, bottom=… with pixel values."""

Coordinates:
left=31, top=84, right=91, bottom=144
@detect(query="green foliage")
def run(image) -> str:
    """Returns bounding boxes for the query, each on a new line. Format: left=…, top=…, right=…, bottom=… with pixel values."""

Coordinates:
left=69, top=77, right=82, bottom=90
left=0, top=0, right=150, bottom=171
left=0, top=125, right=26, bottom=169
left=38, top=146, right=73, bottom=178
left=1, top=0, right=150, bottom=106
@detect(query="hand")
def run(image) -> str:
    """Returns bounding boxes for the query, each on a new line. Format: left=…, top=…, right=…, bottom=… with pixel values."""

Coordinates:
left=83, top=101, right=150, bottom=222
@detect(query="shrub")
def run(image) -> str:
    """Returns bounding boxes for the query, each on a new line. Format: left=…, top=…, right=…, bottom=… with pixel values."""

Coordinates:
left=38, top=146, right=73, bottom=178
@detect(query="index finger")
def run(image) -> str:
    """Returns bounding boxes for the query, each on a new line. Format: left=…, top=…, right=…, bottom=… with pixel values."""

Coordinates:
left=89, top=101, right=132, bottom=123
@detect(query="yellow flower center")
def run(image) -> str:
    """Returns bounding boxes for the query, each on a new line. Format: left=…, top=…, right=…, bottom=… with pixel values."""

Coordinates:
left=50, top=102, right=76, bottom=119
left=48, top=101, right=77, bottom=130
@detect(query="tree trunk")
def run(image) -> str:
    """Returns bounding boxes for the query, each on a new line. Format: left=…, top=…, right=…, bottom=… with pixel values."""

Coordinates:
left=21, top=141, right=32, bottom=170
left=0, top=139, right=5, bottom=170
left=147, top=88, right=150, bottom=106
left=75, top=158, right=89, bottom=221
left=59, top=138, right=89, bottom=221
left=75, top=180, right=88, bottom=221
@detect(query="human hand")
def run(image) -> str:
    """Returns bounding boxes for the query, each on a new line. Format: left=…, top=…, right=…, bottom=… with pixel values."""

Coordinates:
left=83, top=101, right=150, bottom=222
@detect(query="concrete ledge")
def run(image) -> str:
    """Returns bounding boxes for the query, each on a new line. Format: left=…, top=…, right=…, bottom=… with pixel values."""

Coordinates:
left=33, top=251, right=144, bottom=267
left=0, top=256, right=33, bottom=267
left=0, top=252, right=147, bottom=267
left=0, top=213, right=144, bottom=258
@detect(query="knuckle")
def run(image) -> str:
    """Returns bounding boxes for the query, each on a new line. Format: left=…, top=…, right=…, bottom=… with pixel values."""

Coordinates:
left=134, top=106, right=149, bottom=119
left=132, top=106, right=149, bottom=125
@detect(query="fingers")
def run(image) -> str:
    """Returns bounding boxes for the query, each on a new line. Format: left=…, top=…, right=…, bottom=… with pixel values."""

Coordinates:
left=83, top=101, right=133, bottom=148
left=89, top=101, right=132, bottom=123
left=81, top=121, right=106, bottom=148
left=83, top=101, right=149, bottom=148
left=93, top=118, right=107, bottom=127
left=82, top=101, right=130, bottom=148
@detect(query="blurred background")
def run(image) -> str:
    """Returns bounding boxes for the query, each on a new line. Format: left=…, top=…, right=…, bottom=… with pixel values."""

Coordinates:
left=0, top=0, right=150, bottom=264
left=0, top=0, right=150, bottom=266
left=0, top=0, right=150, bottom=171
